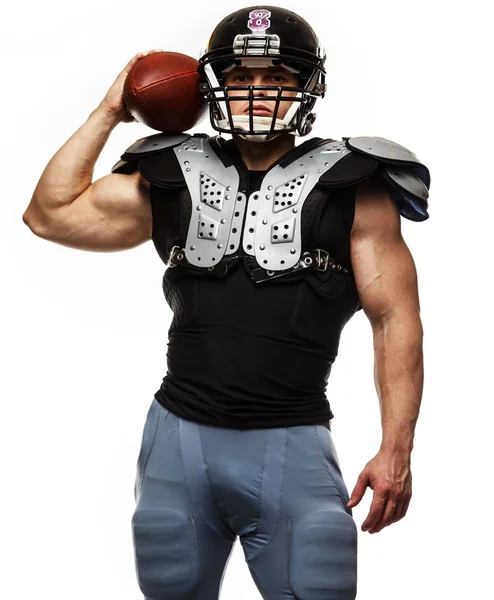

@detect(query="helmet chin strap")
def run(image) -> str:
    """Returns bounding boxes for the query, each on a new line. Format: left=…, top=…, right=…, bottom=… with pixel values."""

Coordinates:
left=217, top=96, right=303, bottom=142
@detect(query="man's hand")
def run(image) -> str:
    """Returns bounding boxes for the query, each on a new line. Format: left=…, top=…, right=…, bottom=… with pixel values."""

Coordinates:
left=346, top=450, right=412, bottom=533
left=98, top=49, right=166, bottom=124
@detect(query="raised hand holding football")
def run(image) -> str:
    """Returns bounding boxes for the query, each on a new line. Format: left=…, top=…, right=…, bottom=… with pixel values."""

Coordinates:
left=123, top=51, right=207, bottom=133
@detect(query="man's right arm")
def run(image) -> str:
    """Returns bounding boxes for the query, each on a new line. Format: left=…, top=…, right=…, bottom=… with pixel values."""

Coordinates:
left=23, top=106, right=152, bottom=252
left=22, top=50, right=164, bottom=252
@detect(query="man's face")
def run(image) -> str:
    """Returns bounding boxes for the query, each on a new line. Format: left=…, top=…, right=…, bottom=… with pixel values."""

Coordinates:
left=223, top=66, right=299, bottom=120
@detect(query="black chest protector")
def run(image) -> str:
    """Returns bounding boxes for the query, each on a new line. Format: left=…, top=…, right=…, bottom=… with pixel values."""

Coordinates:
left=112, top=133, right=430, bottom=311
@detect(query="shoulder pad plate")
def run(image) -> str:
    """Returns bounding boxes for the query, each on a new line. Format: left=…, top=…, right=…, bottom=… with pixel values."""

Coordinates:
left=346, top=136, right=431, bottom=221
left=111, top=132, right=199, bottom=174
left=347, top=136, right=420, bottom=163
left=138, top=149, right=187, bottom=188
left=346, top=136, right=430, bottom=188
left=122, top=132, right=190, bottom=157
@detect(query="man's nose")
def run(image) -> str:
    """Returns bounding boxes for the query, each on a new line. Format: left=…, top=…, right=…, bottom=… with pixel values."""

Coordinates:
left=252, top=77, right=269, bottom=97
left=253, top=87, right=267, bottom=98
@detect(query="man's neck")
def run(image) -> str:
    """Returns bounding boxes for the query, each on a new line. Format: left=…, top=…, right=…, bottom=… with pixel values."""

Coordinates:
left=232, top=133, right=296, bottom=171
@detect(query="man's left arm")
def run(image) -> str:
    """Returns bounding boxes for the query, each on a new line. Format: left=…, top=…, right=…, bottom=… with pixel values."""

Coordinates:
left=346, top=174, right=424, bottom=533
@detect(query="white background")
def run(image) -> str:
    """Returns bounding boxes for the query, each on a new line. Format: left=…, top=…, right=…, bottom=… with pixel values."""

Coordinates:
left=2, top=0, right=492, bottom=598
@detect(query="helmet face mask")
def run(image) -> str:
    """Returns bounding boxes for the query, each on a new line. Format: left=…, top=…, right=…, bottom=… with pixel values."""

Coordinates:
left=198, top=6, right=326, bottom=141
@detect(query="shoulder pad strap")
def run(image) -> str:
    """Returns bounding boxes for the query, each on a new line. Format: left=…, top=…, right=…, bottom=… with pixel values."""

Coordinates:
left=346, top=136, right=431, bottom=221
left=111, top=132, right=198, bottom=174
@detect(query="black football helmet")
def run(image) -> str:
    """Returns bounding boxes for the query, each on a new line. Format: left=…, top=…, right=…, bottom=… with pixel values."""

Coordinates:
left=198, top=6, right=326, bottom=141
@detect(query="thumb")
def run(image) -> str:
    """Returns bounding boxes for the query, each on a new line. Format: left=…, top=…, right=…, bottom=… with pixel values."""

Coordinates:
left=346, top=472, right=368, bottom=508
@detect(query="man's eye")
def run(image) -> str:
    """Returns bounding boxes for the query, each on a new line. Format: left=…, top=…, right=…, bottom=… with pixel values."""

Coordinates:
left=235, top=75, right=250, bottom=83
left=268, top=75, right=287, bottom=83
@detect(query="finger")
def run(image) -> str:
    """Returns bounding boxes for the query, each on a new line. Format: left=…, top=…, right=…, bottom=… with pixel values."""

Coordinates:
left=346, top=472, right=369, bottom=508
left=133, top=49, right=165, bottom=61
left=125, top=52, right=146, bottom=68
left=368, top=497, right=398, bottom=533
left=395, top=494, right=411, bottom=522
left=361, top=490, right=388, bottom=532
left=124, top=50, right=153, bottom=69
left=381, top=495, right=398, bottom=526
left=122, top=49, right=166, bottom=75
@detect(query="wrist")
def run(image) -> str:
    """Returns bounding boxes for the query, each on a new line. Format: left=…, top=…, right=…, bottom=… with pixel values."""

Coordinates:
left=379, top=437, right=414, bottom=456
left=91, top=104, right=123, bottom=130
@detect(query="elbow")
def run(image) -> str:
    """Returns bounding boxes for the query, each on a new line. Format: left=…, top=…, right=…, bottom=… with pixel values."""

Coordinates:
left=371, top=307, right=423, bottom=343
left=22, top=211, right=33, bottom=228
left=22, top=211, right=48, bottom=238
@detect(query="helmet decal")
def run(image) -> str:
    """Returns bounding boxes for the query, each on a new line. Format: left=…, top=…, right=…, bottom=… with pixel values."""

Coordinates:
left=247, top=9, right=271, bottom=33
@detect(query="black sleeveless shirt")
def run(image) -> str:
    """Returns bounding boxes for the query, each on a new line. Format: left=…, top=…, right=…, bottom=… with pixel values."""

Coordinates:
left=151, top=139, right=362, bottom=429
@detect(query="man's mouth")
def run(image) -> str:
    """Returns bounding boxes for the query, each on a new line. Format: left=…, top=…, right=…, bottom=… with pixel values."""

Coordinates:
left=248, top=104, right=272, bottom=116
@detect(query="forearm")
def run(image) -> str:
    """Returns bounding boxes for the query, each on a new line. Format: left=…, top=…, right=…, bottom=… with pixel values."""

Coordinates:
left=23, top=105, right=120, bottom=221
left=372, top=310, right=424, bottom=455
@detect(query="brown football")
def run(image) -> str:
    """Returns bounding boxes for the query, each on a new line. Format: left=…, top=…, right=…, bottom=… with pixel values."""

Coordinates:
left=123, top=51, right=207, bottom=133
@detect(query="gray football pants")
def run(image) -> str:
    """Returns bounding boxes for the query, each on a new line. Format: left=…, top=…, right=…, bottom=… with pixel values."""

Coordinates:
left=132, top=398, right=358, bottom=600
